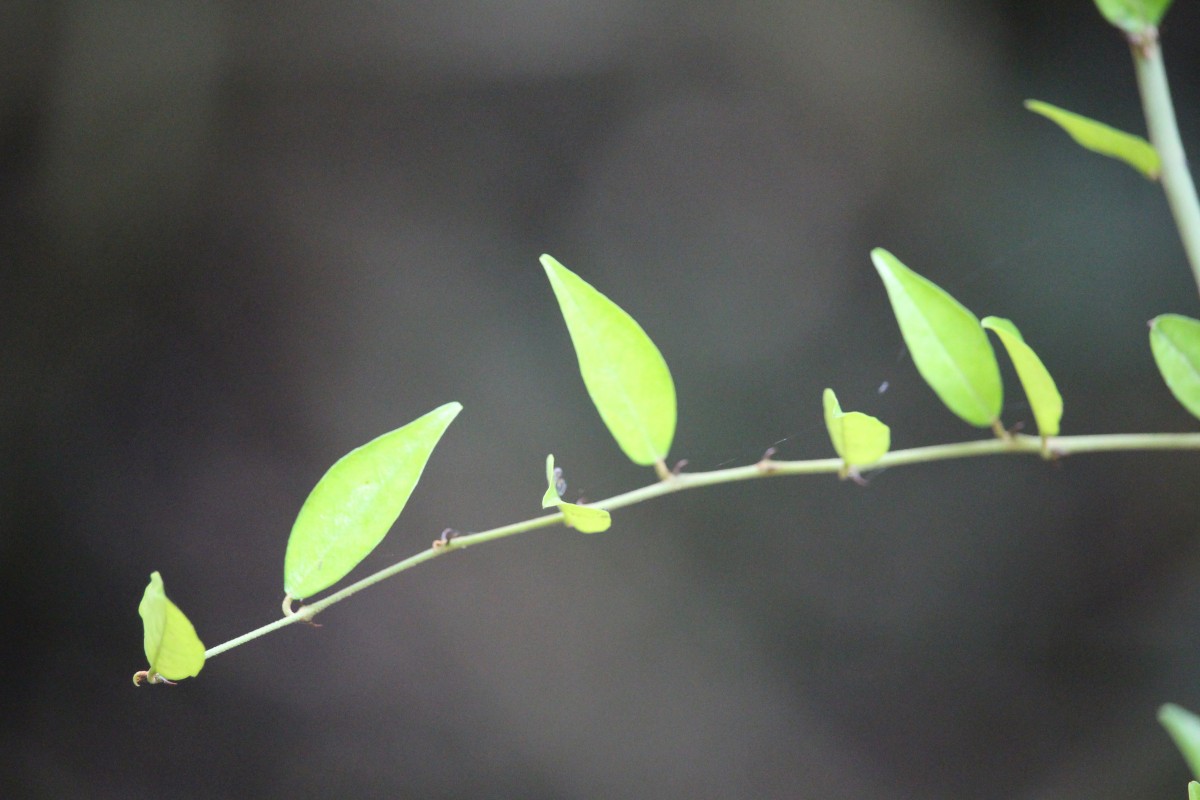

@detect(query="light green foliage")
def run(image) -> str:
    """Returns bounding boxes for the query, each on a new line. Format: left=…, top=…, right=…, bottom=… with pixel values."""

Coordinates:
left=284, top=402, right=462, bottom=599
left=1025, top=99, right=1160, bottom=180
left=871, top=248, right=1003, bottom=428
left=559, top=504, right=612, bottom=534
left=1160, top=704, right=1200, bottom=779
left=542, top=453, right=563, bottom=509
left=822, top=388, right=890, bottom=470
left=1191, top=782, right=1200, bottom=800
left=1150, top=314, right=1200, bottom=421
left=541, top=254, right=676, bottom=467
left=543, top=454, right=611, bottom=533
left=981, top=317, right=1063, bottom=437
left=1093, top=0, right=1174, bottom=32
left=137, top=571, right=205, bottom=683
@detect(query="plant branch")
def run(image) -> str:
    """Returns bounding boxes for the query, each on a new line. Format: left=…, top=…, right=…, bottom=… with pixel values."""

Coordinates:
left=203, top=430, right=1200, bottom=661
left=1131, top=27, right=1200, bottom=299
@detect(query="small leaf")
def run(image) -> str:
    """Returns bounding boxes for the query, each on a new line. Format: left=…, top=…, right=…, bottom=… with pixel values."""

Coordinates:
left=823, top=388, right=890, bottom=468
left=1093, top=0, right=1174, bottom=32
left=137, top=571, right=205, bottom=683
left=1160, top=704, right=1200, bottom=779
left=1150, top=314, right=1200, bottom=421
left=541, top=254, right=676, bottom=466
left=1190, top=782, right=1200, bottom=800
left=560, top=502, right=612, bottom=533
left=871, top=248, right=1003, bottom=428
left=1025, top=99, right=1160, bottom=179
left=543, top=454, right=611, bottom=533
left=284, top=402, right=462, bottom=599
left=981, top=317, right=1064, bottom=437
left=542, top=454, right=563, bottom=509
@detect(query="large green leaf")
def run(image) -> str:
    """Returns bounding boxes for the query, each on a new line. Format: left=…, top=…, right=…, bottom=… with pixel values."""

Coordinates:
left=981, top=317, right=1063, bottom=438
left=1025, top=99, right=1160, bottom=180
left=543, top=454, right=610, bottom=533
left=871, top=248, right=1003, bottom=428
left=822, top=388, right=890, bottom=470
left=284, top=402, right=462, bottom=599
left=1093, top=0, right=1174, bottom=32
left=541, top=255, right=676, bottom=466
left=1150, top=314, right=1200, bottom=421
left=136, top=571, right=205, bottom=684
left=1160, top=704, right=1200, bottom=779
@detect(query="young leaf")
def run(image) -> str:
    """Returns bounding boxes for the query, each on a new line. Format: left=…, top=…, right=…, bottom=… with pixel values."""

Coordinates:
left=543, top=454, right=611, bottom=533
left=542, top=454, right=562, bottom=509
left=1190, top=782, right=1200, bottom=800
left=560, top=503, right=612, bottom=533
left=822, top=388, right=890, bottom=469
left=284, top=402, right=462, bottom=599
left=541, top=254, right=676, bottom=467
left=1160, top=704, right=1200, bottom=779
left=981, top=317, right=1063, bottom=437
left=1093, top=0, right=1174, bottom=32
left=1150, top=314, right=1200, bottom=421
left=871, top=248, right=1003, bottom=428
left=1025, top=99, right=1160, bottom=180
left=135, top=571, right=205, bottom=684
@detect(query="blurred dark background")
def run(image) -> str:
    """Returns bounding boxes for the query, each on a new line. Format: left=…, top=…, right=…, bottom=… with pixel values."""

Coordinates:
left=5, top=1, right=1200, bottom=797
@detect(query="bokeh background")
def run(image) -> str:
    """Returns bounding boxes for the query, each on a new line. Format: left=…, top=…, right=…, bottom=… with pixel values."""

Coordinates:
left=5, top=1, right=1200, bottom=797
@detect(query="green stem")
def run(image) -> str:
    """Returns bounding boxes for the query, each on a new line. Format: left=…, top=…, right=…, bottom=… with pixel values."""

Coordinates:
left=202, top=430, right=1200, bottom=661
left=1131, top=27, right=1200, bottom=299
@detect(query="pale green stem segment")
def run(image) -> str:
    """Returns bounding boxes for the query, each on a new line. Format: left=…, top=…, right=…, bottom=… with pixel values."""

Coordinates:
left=1131, top=28, right=1200, bottom=298
left=202, top=431, right=1200, bottom=661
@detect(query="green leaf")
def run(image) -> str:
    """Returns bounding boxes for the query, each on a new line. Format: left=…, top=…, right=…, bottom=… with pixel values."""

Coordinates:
left=560, top=502, right=612, bottom=533
left=543, top=454, right=611, bottom=533
left=137, top=571, right=205, bottom=683
left=542, top=454, right=562, bottom=509
left=981, top=317, right=1064, bottom=437
left=1191, top=782, right=1200, bottom=800
left=1150, top=314, right=1200, bottom=421
left=1093, top=0, right=1174, bottom=32
left=1025, top=99, right=1160, bottom=180
left=541, top=254, right=676, bottom=466
left=1160, top=704, right=1200, bottom=779
left=284, top=402, right=462, bottom=599
left=822, top=388, right=890, bottom=468
left=871, top=248, right=1003, bottom=428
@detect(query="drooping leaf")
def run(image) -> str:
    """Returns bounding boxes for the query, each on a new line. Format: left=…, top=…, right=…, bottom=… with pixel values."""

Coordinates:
left=543, top=454, right=611, bottom=533
left=822, top=388, right=890, bottom=468
left=871, top=248, right=1003, bottom=428
left=560, top=503, right=612, bottom=533
left=981, top=317, right=1064, bottom=438
left=1025, top=99, right=1160, bottom=180
left=1093, top=0, right=1174, bottom=32
left=284, top=402, right=462, bottom=599
left=137, top=571, right=205, bottom=683
left=1150, top=314, right=1200, bottom=421
left=541, top=255, right=676, bottom=466
left=1160, top=704, right=1200, bottom=779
